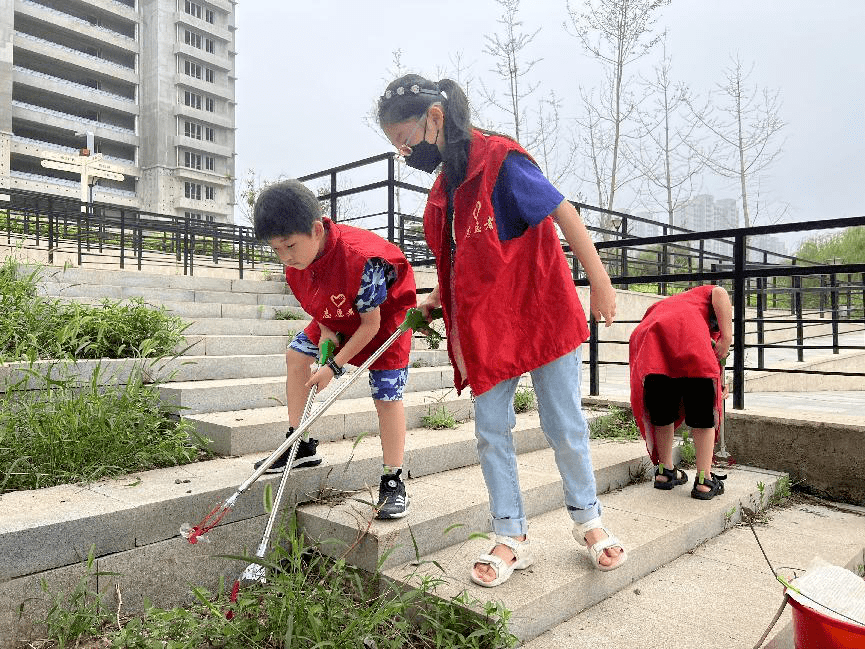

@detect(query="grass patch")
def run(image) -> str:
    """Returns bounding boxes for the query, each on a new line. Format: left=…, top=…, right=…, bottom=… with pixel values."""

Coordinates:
left=678, top=429, right=696, bottom=467
left=273, top=307, right=305, bottom=320
left=421, top=406, right=458, bottom=430
left=513, top=387, right=535, bottom=413
left=0, top=365, right=209, bottom=493
left=589, top=406, right=640, bottom=441
left=28, top=521, right=518, bottom=648
left=0, top=256, right=207, bottom=492
left=0, top=260, right=187, bottom=361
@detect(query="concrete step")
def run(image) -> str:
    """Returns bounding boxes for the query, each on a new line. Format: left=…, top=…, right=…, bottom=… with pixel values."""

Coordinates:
left=27, top=265, right=290, bottom=295
left=0, top=411, right=554, bottom=583
left=184, top=317, right=310, bottom=336
left=181, top=334, right=295, bottom=356
left=161, top=365, right=456, bottom=416
left=48, top=296, right=302, bottom=320
left=185, top=387, right=473, bottom=455
left=37, top=282, right=299, bottom=308
left=379, top=464, right=785, bottom=644
left=297, top=438, right=651, bottom=573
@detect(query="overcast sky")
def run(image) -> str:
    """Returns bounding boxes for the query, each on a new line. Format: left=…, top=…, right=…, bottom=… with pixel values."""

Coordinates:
left=234, top=1, right=864, bottom=250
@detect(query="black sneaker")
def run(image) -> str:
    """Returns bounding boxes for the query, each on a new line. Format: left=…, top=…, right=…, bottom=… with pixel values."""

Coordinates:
left=376, top=469, right=409, bottom=520
left=254, top=436, right=322, bottom=474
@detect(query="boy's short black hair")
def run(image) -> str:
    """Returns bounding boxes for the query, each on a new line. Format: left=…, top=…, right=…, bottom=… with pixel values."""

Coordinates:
left=253, top=179, right=322, bottom=241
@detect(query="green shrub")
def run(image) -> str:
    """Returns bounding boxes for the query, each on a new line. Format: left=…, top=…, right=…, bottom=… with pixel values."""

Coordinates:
left=513, top=387, right=535, bottom=413
left=0, top=260, right=187, bottom=361
left=0, top=365, right=208, bottom=493
left=421, top=406, right=458, bottom=430
left=35, top=520, right=518, bottom=649
left=589, top=406, right=640, bottom=441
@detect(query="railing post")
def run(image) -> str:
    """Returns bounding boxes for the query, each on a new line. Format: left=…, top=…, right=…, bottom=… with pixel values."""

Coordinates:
left=47, top=199, right=54, bottom=265
left=387, top=155, right=396, bottom=245
left=756, top=276, right=765, bottom=369
left=330, top=171, right=338, bottom=222
left=137, top=212, right=143, bottom=271
left=620, top=216, right=628, bottom=286
left=35, top=198, right=41, bottom=247
left=119, top=210, right=125, bottom=269
left=589, top=316, right=599, bottom=397
left=76, top=206, right=83, bottom=267
left=238, top=227, right=244, bottom=280
left=793, top=274, right=804, bottom=362
left=189, top=222, right=195, bottom=277
left=659, top=225, right=667, bottom=295
left=732, top=233, right=746, bottom=410
left=819, top=274, right=826, bottom=317
left=830, top=272, right=839, bottom=354
left=212, top=222, right=219, bottom=265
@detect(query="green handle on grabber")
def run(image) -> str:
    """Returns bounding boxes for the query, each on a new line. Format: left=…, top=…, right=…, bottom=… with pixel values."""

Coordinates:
left=712, top=339, right=727, bottom=368
left=318, top=339, right=336, bottom=365
left=401, top=306, right=444, bottom=335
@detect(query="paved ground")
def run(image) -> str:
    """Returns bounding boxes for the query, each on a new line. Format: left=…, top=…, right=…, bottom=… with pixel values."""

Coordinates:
left=522, top=497, right=865, bottom=649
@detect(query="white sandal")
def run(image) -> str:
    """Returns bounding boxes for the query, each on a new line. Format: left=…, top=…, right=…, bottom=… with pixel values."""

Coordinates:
left=470, top=535, right=535, bottom=588
left=572, top=517, right=627, bottom=572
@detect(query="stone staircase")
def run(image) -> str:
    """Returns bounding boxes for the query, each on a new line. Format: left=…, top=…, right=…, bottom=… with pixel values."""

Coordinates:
left=0, top=266, right=788, bottom=646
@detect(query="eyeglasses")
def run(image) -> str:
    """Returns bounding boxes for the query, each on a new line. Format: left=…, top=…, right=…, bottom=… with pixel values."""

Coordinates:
left=396, top=111, right=428, bottom=157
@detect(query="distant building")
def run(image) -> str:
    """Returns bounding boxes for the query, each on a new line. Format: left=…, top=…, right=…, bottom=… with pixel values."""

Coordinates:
left=0, top=0, right=237, bottom=223
left=748, top=233, right=788, bottom=263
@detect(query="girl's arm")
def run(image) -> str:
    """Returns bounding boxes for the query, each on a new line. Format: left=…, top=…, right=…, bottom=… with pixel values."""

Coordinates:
left=551, top=199, right=617, bottom=327
left=711, top=285, right=733, bottom=360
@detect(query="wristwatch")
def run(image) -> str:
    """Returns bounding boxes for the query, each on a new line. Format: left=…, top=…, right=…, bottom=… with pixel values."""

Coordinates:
left=327, top=358, right=345, bottom=378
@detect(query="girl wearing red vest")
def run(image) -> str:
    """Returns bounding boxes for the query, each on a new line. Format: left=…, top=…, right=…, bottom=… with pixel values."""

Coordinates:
left=253, top=180, right=417, bottom=520
left=378, top=74, right=627, bottom=586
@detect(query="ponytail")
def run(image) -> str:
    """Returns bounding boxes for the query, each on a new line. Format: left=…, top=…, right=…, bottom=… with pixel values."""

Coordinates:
left=378, top=74, right=474, bottom=189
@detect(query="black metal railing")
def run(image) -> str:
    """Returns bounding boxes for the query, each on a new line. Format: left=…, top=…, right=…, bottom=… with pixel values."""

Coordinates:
left=1, top=188, right=282, bottom=278
left=3, top=154, right=863, bottom=411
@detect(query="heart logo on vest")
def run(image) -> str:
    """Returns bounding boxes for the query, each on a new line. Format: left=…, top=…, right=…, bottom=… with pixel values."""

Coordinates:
left=330, top=294, right=347, bottom=308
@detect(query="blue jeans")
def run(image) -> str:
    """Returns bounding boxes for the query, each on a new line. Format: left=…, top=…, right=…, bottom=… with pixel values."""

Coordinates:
left=473, top=347, right=601, bottom=537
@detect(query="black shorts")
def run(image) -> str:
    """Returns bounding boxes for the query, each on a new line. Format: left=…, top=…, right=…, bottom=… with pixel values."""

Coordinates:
left=643, top=374, right=716, bottom=429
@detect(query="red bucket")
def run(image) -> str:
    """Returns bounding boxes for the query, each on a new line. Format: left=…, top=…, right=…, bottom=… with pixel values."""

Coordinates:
left=789, top=596, right=865, bottom=648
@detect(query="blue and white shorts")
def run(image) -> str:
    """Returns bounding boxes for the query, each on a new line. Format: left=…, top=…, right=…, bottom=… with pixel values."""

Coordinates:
left=288, top=331, right=408, bottom=401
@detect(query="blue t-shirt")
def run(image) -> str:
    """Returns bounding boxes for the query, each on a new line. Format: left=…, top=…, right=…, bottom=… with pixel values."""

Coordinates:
left=491, top=153, right=565, bottom=241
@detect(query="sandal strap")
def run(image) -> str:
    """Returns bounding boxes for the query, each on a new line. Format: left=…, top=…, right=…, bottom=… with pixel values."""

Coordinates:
left=588, top=533, right=624, bottom=555
left=475, top=553, right=506, bottom=573
left=656, top=464, right=686, bottom=481
left=493, top=534, right=527, bottom=556
left=573, top=516, right=605, bottom=538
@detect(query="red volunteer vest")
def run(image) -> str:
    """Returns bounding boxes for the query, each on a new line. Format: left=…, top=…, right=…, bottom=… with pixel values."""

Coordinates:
left=424, top=131, right=589, bottom=395
left=628, top=285, right=724, bottom=464
left=285, top=219, right=416, bottom=370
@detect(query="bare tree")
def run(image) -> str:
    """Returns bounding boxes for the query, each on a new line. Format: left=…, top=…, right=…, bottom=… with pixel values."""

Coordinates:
left=236, top=168, right=284, bottom=227
left=479, top=0, right=542, bottom=142
left=565, top=0, right=670, bottom=220
left=688, top=54, right=786, bottom=227
left=632, top=33, right=703, bottom=226
left=532, top=89, right=577, bottom=188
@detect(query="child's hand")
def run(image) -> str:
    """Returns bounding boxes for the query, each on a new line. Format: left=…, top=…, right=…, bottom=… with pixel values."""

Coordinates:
left=590, top=279, right=616, bottom=327
left=318, top=323, right=340, bottom=348
left=306, top=364, right=335, bottom=392
left=419, top=285, right=442, bottom=322
left=714, top=335, right=731, bottom=361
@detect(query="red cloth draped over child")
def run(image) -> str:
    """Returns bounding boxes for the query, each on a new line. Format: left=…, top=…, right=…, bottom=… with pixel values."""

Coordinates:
left=629, top=285, right=724, bottom=464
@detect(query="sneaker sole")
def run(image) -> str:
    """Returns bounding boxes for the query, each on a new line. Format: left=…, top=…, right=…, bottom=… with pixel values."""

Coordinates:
left=376, top=501, right=410, bottom=520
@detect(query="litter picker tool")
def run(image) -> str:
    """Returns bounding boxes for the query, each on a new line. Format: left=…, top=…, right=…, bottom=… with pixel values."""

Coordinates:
left=232, top=338, right=334, bottom=589
left=182, top=306, right=443, bottom=545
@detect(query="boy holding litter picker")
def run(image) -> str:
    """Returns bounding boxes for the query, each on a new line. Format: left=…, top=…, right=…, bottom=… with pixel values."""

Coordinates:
left=629, top=284, right=733, bottom=500
left=252, top=179, right=417, bottom=519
